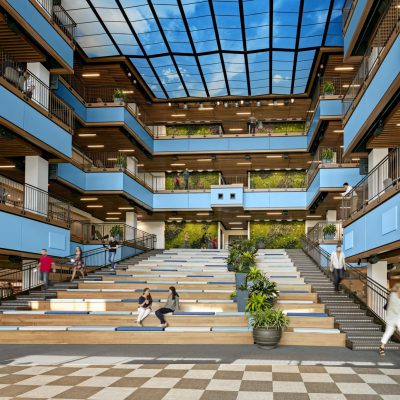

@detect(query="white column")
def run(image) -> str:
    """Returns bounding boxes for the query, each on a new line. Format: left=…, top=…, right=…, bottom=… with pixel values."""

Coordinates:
left=126, top=156, right=138, bottom=175
left=151, top=172, right=165, bottom=191
left=326, top=210, right=337, bottom=222
left=25, top=156, right=49, bottom=215
left=125, top=212, right=137, bottom=240
left=27, top=63, right=50, bottom=109
left=368, top=148, right=388, bottom=199
left=217, top=222, right=221, bottom=250
left=137, top=221, right=165, bottom=249
left=367, top=261, right=388, bottom=314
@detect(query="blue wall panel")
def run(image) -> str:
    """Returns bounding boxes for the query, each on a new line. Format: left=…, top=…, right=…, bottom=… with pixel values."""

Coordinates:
left=210, top=187, right=243, bottom=207
left=6, top=0, right=73, bottom=69
left=0, top=86, right=72, bottom=157
left=344, top=35, right=400, bottom=151
left=0, top=211, right=70, bottom=257
left=344, top=193, right=400, bottom=257
left=344, top=0, right=367, bottom=56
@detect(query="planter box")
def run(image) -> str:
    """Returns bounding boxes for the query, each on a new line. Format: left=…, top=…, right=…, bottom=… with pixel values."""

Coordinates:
left=236, top=289, right=248, bottom=312
left=235, top=272, right=246, bottom=289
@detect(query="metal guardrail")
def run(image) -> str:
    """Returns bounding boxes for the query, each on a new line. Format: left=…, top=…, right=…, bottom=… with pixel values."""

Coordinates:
left=342, top=0, right=356, bottom=30
left=0, top=175, right=71, bottom=224
left=341, top=148, right=400, bottom=220
left=0, top=242, right=146, bottom=301
left=34, top=0, right=77, bottom=40
left=301, top=237, right=390, bottom=325
left=343, top=0, right=400, bottom=116
left=0, top=49, right=74, bottom=130
left=307, top=221, right=343, bottom=243
left=81, top=222, right=157, bottom=250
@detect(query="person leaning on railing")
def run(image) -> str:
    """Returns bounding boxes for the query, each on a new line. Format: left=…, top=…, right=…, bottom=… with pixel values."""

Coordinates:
left=341, top=182, right=358, bottom=213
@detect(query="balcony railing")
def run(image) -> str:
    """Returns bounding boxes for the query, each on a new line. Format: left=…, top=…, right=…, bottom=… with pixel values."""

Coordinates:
left=343, top=0, right=400, bottom=116
left=0, top=175, right=70, bottom=224
left=0, top=49, right=74, bottom=130
left=340, top=147, right=400, bottom=220
left=34, top=0, right=77, bottom=40
left=307, top=221, right=343, bottom=244
left=81, top=222, right=157, bottom=249
left=342, top=0, right=356, bottom=30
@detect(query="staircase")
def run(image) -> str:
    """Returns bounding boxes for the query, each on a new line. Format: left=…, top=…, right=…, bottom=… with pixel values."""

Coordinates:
left=286, top=249, right=400, bottom=350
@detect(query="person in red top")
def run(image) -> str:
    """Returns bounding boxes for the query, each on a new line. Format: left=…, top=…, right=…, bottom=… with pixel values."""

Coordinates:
left=38, top=249, right=55, bottom=290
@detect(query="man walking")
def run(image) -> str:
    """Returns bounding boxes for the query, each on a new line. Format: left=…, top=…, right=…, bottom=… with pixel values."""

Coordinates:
left=108, top=235, right=118, bottom=269
left=330, top=245, right=346, bottom=292
left=38, top=249, right=55, bottom=290
left=183, top=168, right=190, bottom=190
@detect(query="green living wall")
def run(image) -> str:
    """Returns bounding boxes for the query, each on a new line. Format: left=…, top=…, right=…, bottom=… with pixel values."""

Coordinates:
left=250, top=171, right=306, bottom=189
left=166, top=125, right=220, bottom=136
left=258, top=121, right=305, bottom=134
left=250, top=221, right=305, bottom=249
left=165, top=222, right=218, bottom=249
left=165, top=171, right=219, bottom=190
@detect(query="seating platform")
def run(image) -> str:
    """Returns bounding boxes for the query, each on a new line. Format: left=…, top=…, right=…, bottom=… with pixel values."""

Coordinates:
left=0, top=249, right=345, bottom=346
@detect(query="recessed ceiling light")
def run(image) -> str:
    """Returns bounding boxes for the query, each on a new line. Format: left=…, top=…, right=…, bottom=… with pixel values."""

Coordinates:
left=171, top=163, right=186, bottom=166
left=87, top=205, right=103, bottom=208
left=80, top=197, right=98, bottom=201
left=237, top=215, right=251, bottom=218
left=107, top=212, right=122, bottom=215
left=333, top=130, right=344, bottom=133
left=82, top=73, right=100, bottom=77
left=396, top=123, right=400, bottom=126
left=87, top=145, right=104, bottom=148
left=0, top=165, right=15, bottom=168
left=334, top=66, right=354, bottom=71
left=122, top=90, right=134, bottom=94
left=236, top=162, right=251, bottom=165
left=137, top=163, right=144, bottom=167
left=118, top=149, right=135, bottom=152
left=106, top=217, right=120, bottom=220
left=229, top=222, right=242, bottom=225
left=168, top=217, right=183, bottom=220
left=197, top=158, right=212, bottom=162
left=231, top=227, right=244, bottom=230
left=78, top=133, right=97, bottom=137
left=236, top=112, right=251, bottom=115
left=266, top=155, right=282, bottom=159
left=333, top=196, right=343, bottom=200
left=266, top=212, right=281, bottom=215
left=268, top=102, right=284, bottom=106
left=171, top=114, right=186, bottom=117
left=306, top=215, right=322, bottom=218
left=198, top=107, right=214, bottom=110
left=352, top=158, right=360, bottom=161
left=196, top=213, right=209, bottom=216
left=342, top=84, right=360, bottom=88
left=118, top=207, right=134, bottom=210
left=107, top=158, right=117, bottom=161
left=229, top=128, right=244, bottom=131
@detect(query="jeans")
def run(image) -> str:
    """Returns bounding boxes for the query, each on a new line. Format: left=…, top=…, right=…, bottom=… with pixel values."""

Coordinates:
left=109, top=251, right=116, bottom=269
left=40, top=271, right=49, bottom=289
left=333, top=268, right=344, bottom=291
left=155, top=308, right=174, bottom=324
left=137, top=307, right=151, bottom=322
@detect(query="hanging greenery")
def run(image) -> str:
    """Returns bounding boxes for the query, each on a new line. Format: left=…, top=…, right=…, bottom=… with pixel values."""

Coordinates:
left=165, top=171, right=219, bottom=190
left=166, top=125, right=220, bottom=136
left=250, top=171, right=306, bottom=189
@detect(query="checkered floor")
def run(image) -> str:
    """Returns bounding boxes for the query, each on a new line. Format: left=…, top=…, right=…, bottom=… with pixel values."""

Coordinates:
left=0, top=363, right=399, bottom=400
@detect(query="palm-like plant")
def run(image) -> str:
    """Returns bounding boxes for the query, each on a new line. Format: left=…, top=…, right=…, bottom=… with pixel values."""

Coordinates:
left=245, top=293, right=270, bottom=313
left=249, top=308, right=289, bottom=329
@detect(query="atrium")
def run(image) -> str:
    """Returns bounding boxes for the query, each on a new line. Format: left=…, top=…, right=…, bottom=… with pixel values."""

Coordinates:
left=0, top=0, right=400, bottom=398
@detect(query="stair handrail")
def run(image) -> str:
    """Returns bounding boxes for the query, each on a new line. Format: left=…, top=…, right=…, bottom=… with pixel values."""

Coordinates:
left=301, top=236, right=390, bottom=325
left=0, top=240, right=143, bottom=300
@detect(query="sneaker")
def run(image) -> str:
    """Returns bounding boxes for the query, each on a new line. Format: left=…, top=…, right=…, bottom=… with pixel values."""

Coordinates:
left=379, top=346, right=385, bottom=356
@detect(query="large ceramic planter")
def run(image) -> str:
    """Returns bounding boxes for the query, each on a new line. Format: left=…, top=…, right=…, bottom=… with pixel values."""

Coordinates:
left=236, top=289, right=248, bottom=312
left=235, top=272, right=246, bottom=289
left=253, top=327, right=282, bottom=349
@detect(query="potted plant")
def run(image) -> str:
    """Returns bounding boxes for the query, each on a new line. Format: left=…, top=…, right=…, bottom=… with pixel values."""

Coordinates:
left=230, top=290, right=237, bottom=302
left=323, top=223, right=337, bottom=240
left=110, top=225, right=123, bottom=240
left=227, top=245, right=240, bottom=272
left=320, top=148, right=334, bottom=163
left=113, top=88, right=125, bottom=103
left=234, top=251, right=256, bottom=288
left=248, top=274, right=279, bottom=306
left=249, top=308, right=289, bottom=349
left=114, top=154, right=127, bottom=169
left=322, top=81, right=335, bottom=95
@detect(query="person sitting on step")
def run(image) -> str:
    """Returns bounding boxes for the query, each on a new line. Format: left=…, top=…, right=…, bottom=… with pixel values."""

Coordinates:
left=137, top=288, right=152, bottom=327
left=155, top=286, right=180, bottom=328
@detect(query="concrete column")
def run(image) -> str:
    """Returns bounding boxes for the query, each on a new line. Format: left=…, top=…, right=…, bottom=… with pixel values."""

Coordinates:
left=367, top=261, right=388, bottom=314
left=125, top=212, right=137, bottom=241
left=326, top=210, right=337, bottom=222
left=368, top=148, right=388, bottom=200
left=217, top=222, right=221, bottom=250
left=137, top=221, right=165, bottom=249
left=151, top=172, right=165, bottom=191
left=25, top=156, right=49, bottom=215
left=27, top=63, right=50, bottom=109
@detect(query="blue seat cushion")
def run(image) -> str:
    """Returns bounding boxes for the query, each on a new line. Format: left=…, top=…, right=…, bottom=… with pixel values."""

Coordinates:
left=116, top=326, right=164, bottom=331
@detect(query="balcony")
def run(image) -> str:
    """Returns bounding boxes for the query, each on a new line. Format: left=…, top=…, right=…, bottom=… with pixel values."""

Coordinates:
left=0, top=174, right=70, bottom=226
left=0, top=49, right=74, bottom=132
left=307, top=221, right=343, bottom=244
left=34, top=0, right=76, bottom=41
left=340, top=147, right=400, bottom=222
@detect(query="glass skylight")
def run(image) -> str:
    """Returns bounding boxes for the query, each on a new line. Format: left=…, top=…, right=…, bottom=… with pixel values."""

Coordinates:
left=62, top=0, right=344, bottom=99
